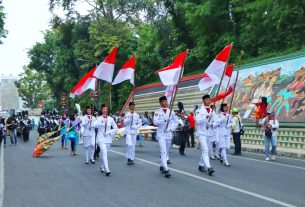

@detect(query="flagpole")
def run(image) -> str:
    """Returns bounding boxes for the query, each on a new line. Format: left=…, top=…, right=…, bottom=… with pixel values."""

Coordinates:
left=214, top=42, right=234, bottom=112
left=221, top=66, right=233, bottom=105
left=228, top=50, right=244, bottom=113
left=109, top=83, right=112, bottom=113
left=166, top=50, right=188, bottom=130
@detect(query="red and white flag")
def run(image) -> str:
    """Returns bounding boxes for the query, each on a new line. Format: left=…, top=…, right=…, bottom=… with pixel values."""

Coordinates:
left=198, top=45, right=232, bottom=91
left=93, top=47, right=118, bottom=83
left=70, top=67, right=97, bottom=98
left=221, top=64, right=234, bottom=88
left=155, top=51, right=187, bottom=86
left=112, top=55, right=135, bottom=86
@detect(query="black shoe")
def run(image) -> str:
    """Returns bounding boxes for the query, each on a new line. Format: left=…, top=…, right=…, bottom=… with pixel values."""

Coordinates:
left=130, top=160, right=135, bottom=165
left=106, top=171, right=111, bottom=176
left=207, top=168, right=215, bottom=176
left=85, top=160, right=89, bottom=164
left=90, top=159, right=96, bottom=164
left=198, top=166, right=206, bottom=172
left=100, top=168, right=105, bottom=173
left=127, top=159, right=132, bottom=165
left=167, top=160, right=171, bottom=165
left=160, top=166, right=164, bottom=172
left=164, top=170, right=171, bottom=178
left=220, top=159, right=223, bottom=164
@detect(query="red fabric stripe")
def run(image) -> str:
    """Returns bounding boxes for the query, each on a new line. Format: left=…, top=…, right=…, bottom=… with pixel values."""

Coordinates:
left=155, top=51, right=187, bottom=73
left=121, top=55, right=135, bottom=70
left=215, top=45, right=232, bottom=62
left=225, top=64, right=234, bottom=77
left=104, top=47, right=118, bottom=64
left=210, top=86, right=233, bottom=103
left=71, top=67, right=96, bottom=93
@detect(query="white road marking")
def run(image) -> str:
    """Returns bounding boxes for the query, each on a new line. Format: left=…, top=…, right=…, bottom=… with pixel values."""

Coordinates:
left=142, top=141, right=305, bottom=170
left=0, top=143, right=4, bottom=207
left=110, top=149, right=296, bottom=207
left=227, top=154, right=305, bottom=170
left=239, top=150, right=305, bottom=162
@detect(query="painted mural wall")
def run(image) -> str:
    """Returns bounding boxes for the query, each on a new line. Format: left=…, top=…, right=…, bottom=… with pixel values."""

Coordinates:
left=226, top=55, right=305, bottom=122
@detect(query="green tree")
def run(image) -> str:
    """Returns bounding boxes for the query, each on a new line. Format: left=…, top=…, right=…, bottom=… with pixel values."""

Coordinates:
left=0, top=3, right=8, bottom=43
left=15, top=67, right=55, bottom=109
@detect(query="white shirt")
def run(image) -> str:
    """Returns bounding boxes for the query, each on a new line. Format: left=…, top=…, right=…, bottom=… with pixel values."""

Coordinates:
left=153, top=107, right=179, bottom=140
left=124, top=111, right=142, bottom=135
left=92, top=115, right=118, bottom=144
left=195, top=105, right=218, bottom=136
left=260, top=118, right=279, bottom=137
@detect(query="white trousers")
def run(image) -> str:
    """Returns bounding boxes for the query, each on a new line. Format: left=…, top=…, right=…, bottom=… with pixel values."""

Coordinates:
left=198, top=135, right=211, bottom=169
left=98, top=143, right=111, bottom=172
left=158, top=138, right=171, bottom=171
left=84, top=145, right=95, bottom=162
left=126, top=134, right=137, bottom=160
left=221, top=148, right=229, bottom=165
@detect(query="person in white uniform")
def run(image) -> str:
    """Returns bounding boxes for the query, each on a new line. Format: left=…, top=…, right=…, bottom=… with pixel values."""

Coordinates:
left=208, top=104, right=220, bottom=160
left=218, top=103, right=233, bottom=167
left=81, top=106, right=96, bottom=164
left=124, top=102, right=142, bottom=165
left=92, top=104, right=118, bottom=176
left=153, top=96, right=179, bottom=178
left=195, top=94, right=215, bottom=176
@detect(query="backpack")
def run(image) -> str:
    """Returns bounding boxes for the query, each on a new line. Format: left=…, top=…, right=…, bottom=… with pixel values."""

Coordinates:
left=264, top=119, right=274, bottom=138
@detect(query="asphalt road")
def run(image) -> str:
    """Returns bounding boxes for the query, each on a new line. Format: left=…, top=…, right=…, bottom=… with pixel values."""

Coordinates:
left=1, top=131, right=305, bottom=207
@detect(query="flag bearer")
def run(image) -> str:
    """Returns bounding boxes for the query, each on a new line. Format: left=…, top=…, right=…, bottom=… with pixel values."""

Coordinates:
left=124, top=102, right=142, bottom=165
left=82, top=106, right=96, bottom=164
left=153, top=96, right=179, bottom=178
left=92, top=104, right=118, bottom=176
left=195, top=94, right=215, bottom=176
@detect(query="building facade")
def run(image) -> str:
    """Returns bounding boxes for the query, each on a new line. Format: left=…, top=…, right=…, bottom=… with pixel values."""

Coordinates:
left=0, top=75, right=20, bottom=112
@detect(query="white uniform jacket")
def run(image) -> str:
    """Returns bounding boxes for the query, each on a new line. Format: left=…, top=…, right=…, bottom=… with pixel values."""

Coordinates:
left=124, top=111, right=142, bottom=135
left=81, top=115, right=96, bottom=137
left=153, top=108, right=179, bottom=140
left=195, top=105, right=218, bottom=136
left=218, top=112, right=233, bottom=137
left=92, top=116, right=118, bottom=144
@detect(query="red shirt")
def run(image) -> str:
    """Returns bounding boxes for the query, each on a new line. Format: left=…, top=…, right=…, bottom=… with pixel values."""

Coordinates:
left=188, top=114, right=195, bottom=129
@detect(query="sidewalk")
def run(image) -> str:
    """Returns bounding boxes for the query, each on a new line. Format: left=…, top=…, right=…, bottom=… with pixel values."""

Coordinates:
left=235, top=143, right=305, bottom=159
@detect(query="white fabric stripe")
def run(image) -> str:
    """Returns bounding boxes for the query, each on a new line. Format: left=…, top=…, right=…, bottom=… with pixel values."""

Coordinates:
left=158, top=67, right=181, bottom=86
left=93, top=62, right=114, bottom=83
left=112, top=68, right=134, bottom=85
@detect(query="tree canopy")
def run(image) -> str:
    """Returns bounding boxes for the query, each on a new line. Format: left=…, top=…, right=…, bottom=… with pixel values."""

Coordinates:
left=21, top=0, right=305, bottom=113
left=0, top=3, right=7, bottom=44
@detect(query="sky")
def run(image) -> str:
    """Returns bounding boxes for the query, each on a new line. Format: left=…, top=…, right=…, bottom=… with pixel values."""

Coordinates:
left=0, top=0, right=91, bottom=77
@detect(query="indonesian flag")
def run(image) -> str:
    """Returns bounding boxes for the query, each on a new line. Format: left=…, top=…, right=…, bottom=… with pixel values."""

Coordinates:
left=221, top=64, right=234, bottom=88
left=198, top=45, right=232, bottom=91
left=155, top=51, right=187, bottom=86
left=112, top=55, right=135, bottom=85
left=165, top=85, right=178, bottom=103
left=210, top=70, right=238, bottom=103
left=210, top=86, right=233, bottom=103
left=93, top=47, right=117, bottom=83
left=70, top=67, right=97, bottom=98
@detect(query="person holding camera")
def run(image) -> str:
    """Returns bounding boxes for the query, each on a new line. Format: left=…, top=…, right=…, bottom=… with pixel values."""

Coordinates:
left=260, top=111, right=279, bottom=161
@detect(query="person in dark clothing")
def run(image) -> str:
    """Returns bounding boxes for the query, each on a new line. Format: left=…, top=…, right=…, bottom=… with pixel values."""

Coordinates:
left=20, top=115, right=31, bottom=142
left=177, top=111, right=190, bottom=156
